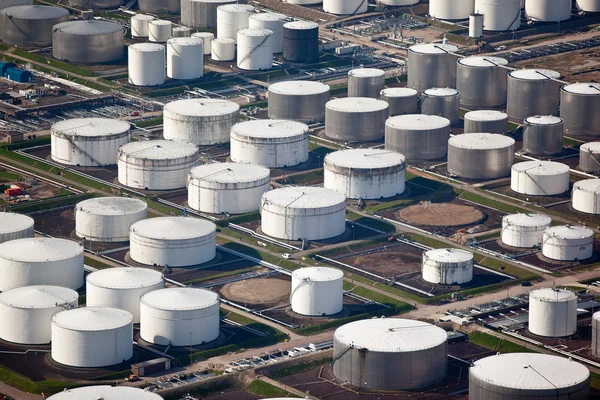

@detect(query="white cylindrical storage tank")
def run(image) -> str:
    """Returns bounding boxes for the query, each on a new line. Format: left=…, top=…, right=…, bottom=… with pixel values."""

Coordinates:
left=217, top=3, right=254, bottom=42
left=464, top=110, right=508, bottom=134
left=380, top=88, right=419, bottom=117
left=323, top=0, right=367, bottom=14
left=0, top=238, right=83, bottom=291
left=522, top=115, right=564, bottom=156
left=507, top=69, right=561, bottom=121
left=187, top=162, right=271, bottom=215
left=469, top=13, right=483, bottom=37
left=211, top=37, right=235, bottom=61
left=333, top=318, right=448, bottom=390
left=348, top=68, right=385, bottom=99
left=325, top=97, right=389, bottom=142
left=172, top=26, right=191, bottom=37
left=542, top=225, right=594, bottom=261
left=529, top=288, right=578, bottom=337
left=407, top=43, right=459, bottom=93
left=117, top=140, right=199, bottom=190
left=167, top=37, right=204, bottom=80
left=0, top=212, right=34, bottom=243
left=192, top=32, right=214, bottom=55
left=429, top=0, right=474, bottom=19
left=422, top=248, right=474, bottom=285
left=0, top=286, right=78, bottom=345
left=525, top=0, right=571, bottom=21
left=52, top=20, right=124, bottom=64
left=579, top=142, right=600, bottom=173
left=249, top=12, right=286, bottom=53
left=324, top=149, right=406, bottom=199
left=140, top=287, right=220, bottom=346
left=291, top=267, right=344, bottom=316
left=469, top=353, right=590, bottom=400
left=593, top=312, right=600, bottom=357
left=474, top=0, right=521, bottom=31
left=181, top=0, right=237, bottom=29
left=421, top=87, right=460, bottom=125
left=128, top=43, right=165, bottom=87
left=261, top=187, right=346, bottom=241
left=385, top=114, right=450, bottom=160
left=572, top=179, right=600, bottom=214
left=46, top=386, right=164, bottom=400
left=230, top=119, right=309, bottom=168
left=51, top=307, right=133, bottom=368
left=86, top=267, right=164, bottom=323
left=148, top=20, right=171, bottom=42
left=560, top=83, right=600, bottom=137
left=510, top=161, right=570, bottom=196
left=51, top=118, right=131, bottom=167
left=456, top=56, right=509, bottom=107
left=577, top=0, right=600, bottom=11
left=0, top=5, right=69, bottom=47
left=129, top=217, right=216, bottom=267
left=131, top=14, right=154, bottom=38
left=75, top=197, right=147, bottom=242
left=163, top=99, right=240, bottom=145
left=237, top=28, right=273, bottom=71
left=268, top=80, right=331, bottom=123
left=501, top=213, right=552, bottom=248
left=448, top=133, right=515, bottom=180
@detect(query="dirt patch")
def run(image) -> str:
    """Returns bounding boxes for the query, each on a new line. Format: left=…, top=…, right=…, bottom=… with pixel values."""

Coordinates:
left=514, top=48, right=600, bottom=82
left=398, top=201, right=484, bottom=227
left=220, top=277, right=290, bottom=307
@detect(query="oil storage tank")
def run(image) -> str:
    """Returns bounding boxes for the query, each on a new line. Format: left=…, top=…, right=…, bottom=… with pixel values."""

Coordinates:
left=181, top=0, right=237, bottom=29
left=47, top=386, right=164, bottom=400
left=0, top=237, right=84, bottom=291
left=128, top=43, right=165, bottom=87
left=167, top=37, right=204, bottom=80
left=542, top=225, right=594, bottom=261
left=323, top=0, right=368, bottom=14
left=348, top=68, right=385, bottom=98
left=237, top=28, right=273, bottom=71
left=51, top=118, right=130, bottom=166
left=163, top=99, right=240, bottom=145
left=291, top=267, right=344, bottom=316
left=139, top=0, right=179, bottom=13
left=249, top=12, right=286, bottom=53
left=464, top=110, right=508, bottom=134
left=187, top=162, right=271, bottom=214
left=86, top=267, right=164, bottom=323
left=268, top=80, right=330, bottom=123
left=501, top=213, right=552, bottom=248
left=211, top=37, right=235, bottom=60
left=0, top=212, right=34, bottom=243
left=53, top=20, right=124, bottom=63
left=525, top=0, right=572, bottom=21
left=507, top=69, right=561, bottom=121
left=282, top=21, right=319, bottom=64
left=456, top=56, right=508, bottom=107
left=422, top=248, right=474, bottom=285
left=129, top=217, right=216, bottom=267
left=230, top=119, right=309, bottom=168
left=469, top=353, right=590, bottom=400
left=448, top=133, right=515, bottom=180
left=593, top=312, right=600, bottom=357
left=421, top=87, right=460, bottom=125
left=333, top=318, right=448, bottom=390
left=385, top=114, right=450, bottom=160
left=407, top=43, right=458, bottom=93
left=140, top=287, right=220, bottom=346
left=75, top=197, right=148, bottom=242
left=380, top=88, right=418, bottom=116
left=577, top=0, right=600, bottom=12
left=522, top=115, right=564, bottom=156
left=429, top=0, right=474, bottom=20
left=561, top=83, right=600, bottom=137
left=260, top=187, right=346, bottom=241
left=323, top=149, right=406, bottom=199
left=217, top=3, right=254, bottom=42
left=192, top=32, right=214, bottom=55
left=510, top=161, right=570, bottom=196
left=51, top=307, right=133, bottom=368
left=474, top=0, right=521, bottom=31
left=580, top=142, right=600, bottom=173
left=117, top=140, right=199, bottom=190
left=325, top=97, right=388, bottom=141
left=572, top=179, right=600, bottom=214
left=0, top=5, right=69, bottom=47
left=148, top=20, right=171, bottom=43
left=131, top=14, right=154, bottom=38
left=529, top=288, right=577, bottom=337
left=0, top=286, right=78, bottom=344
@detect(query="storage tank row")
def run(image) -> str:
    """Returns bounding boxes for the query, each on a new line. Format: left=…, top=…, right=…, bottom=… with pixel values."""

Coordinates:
left=430, top=0, right=573, bottom=23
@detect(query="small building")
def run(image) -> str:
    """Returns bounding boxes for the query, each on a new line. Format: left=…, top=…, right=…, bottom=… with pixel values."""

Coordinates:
left=0, top=91, right=24, bottom=104
left=5, top=67, right=32, bottom=83
left=0, top=62, right=16, bottom=76
left=131, top=357, right=172, bottom=377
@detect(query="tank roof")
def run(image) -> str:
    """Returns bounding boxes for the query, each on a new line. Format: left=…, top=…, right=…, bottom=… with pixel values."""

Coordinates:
left=75, top=197, right=147, bottom=216
left=231, top=119, right=309, bottom=139
left=0, top=212, right=34, bottom=235
left=324, top=149, right=405, bottom=170
left=212, top=37, right=235, bottom=44
left=262, top=187, right=345, bottom=210
left=238, top=27, right=273, bottom=37
left=1, top=4, right=68, bottom=18
left=326, top=97, right=388, bottom=113
left=503, top=213, right=552, bottom=227
left=510, top=69, right=561, bottom=80
left=292, top=267, right=343, bottom=282
left=335, top=318, right=447, bottom=352
left=269, top=80, right=330, bottom=95
left=167, top=37, right=203, bottom=45
left=130, top=217, right=215, bottom=240
left=530, top=287, right=577, bottom=302
left=164, top=98, right=239, bottom=116
left=52, top=307, right=133, bottom=331
left=423, top=87, right=459, bottom=97
left=573, top=178, right=600, bottom=193
left=52, top=118, right=130, bottom=137
left=218, top=3, right=253, bottom=12
left=131, top=13, right=155, bottom=20
left=250, top=12, right=286, bottom=21
left=424, top=248, right=473, bottom=263
left=192, top=32, right=215, bottom=38
left=562, top=82, right=600, bottom=95
left=0, top=237, right=82, bottom=262
left=283, top=20, right=318, bottom=29
left=464, top=110, right=507, bottom=121
left=386, top=114, right=450, bottom=130
left=449, top=133, right=515, bottom=150
left=380, top=87, right=418, bottom=97
left=118, top=140, right=198, bottom=160
left=409, top=43, right=458, bottom=54
left=86, top=267, right=163, bottom=290
left=53, top=20, right=123, bottom=35
left=544, top=225, right=593, bottom=239
left=0, top=285, right=77, bottom=309
left=348, top=68, right=385, bottom=78
left=188, top=162, right=270, bottom=184
left=149, top=19, right=171, bottom=25
left=46, top=386, right=163, bottom=400
left=525, top=115, right=563, bottom=125
left=581, top=142, right=600, bottom=154
left=458, top=56, right=508, bottom=67
left=470, top=353, right=589, bottom=390
left=141, top=287, right=219, bottom=311
left=173, top=26, right=190, bottom=31
left=129, top=42, right=165, bottom=52
left=511, top=161, right=570, bottom=175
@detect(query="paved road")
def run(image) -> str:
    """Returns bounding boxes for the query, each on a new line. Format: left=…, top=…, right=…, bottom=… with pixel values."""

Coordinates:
left=0, top=382, right=41, bottom=400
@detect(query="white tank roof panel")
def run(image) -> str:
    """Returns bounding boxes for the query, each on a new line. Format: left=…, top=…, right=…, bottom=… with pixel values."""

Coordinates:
left=132, top=13, right=154, bottom=21
left=525, top=115, right=563, bottom=125
left=510, top=69, right=561, bottom=80
left=76, top=197, right=147, bottom=216
left=53, top=20, right=122, bottom=35
left=424, top=248, right=473, bottom=263
left=504, top=213, right=552, bottom=227
left=573, top=179, right=600, bottom=192
left=292, top=267, right=344, bottom=281
left=0, top=237, right=82, bottom=262
left=52, top=118, right=130, bottom=137
left=0, top=213, right=34, bottom=239
left=130, top=217, right=215, bottom=240
left=269, top=80, right=330, bottom=95
left=562, top=82, right=600, bottom=95
left=188, top=162, right=270, bottom=185
left=231, top=119, right=309, bottom=139
left=380, top=87, right=418, bottom=97
left=46, top=386, right=163, bottom=400
left=326, top=97, right=388, bottom=112
left=324, top=149, right=405, bottom=169
left=250, top=12, right=285, bottom=21
left=581, top=142, right=600, bottom=153
left=141, top=287, right=219, bottom=311
left=448, top=133, right=515, bottom=150
left=409, top=43, right=458, bottom=54
left=512, top=161, right=570, bottom=175
left=531, top=287, right=577, bottom=302
left=86, top=267, right=163, bottom=290
left=283, top=20, right=318, bottom=30
left=544, top=225, right=594, bottom=240
left=129, top=42, right=164, bottom=52
left=52, top=307, right=133, bottom=331
left=458, top=56, right=508, bottom=67
left=423, top=87, right=459, bottom=97
left=0, top=285, right=78, bottom=309
left=118, top=140, right=198, bottom=160
left=164, top=99, right=239, bottom=117
left=262, top=186, right=346, bottom=210
left=386, top=114, right=450, bottom=130
left=464, top=110, right=508, bottom=121
left=349, top=68, right=385, bottom=78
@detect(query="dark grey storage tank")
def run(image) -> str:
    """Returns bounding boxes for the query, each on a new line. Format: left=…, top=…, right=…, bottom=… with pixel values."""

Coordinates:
left=52, top=20, right=124, bottom=64
left=407, top=43, right=458, bottom=93
left=181, top=0, right=238, bottom=29
left=325, top=97, right=388, bottom=142
left=138, top=0, right=180, bottom=14
left=385, top=114, right=450, bottom=160
left=560, top=83, right=600, bottom=137
left=456, top=56, right=508, bottom=108
left=421, top=87, right=460, bottom=125
left=0, top=5, right=69, bottom=47
left=282, top=21, right=319, bottom=64
left=464, top=110, right=508, bottom=134
left=380, top=87, right=418, bottom=117
left=522, top=115, right=563, bottom=156
left=507, top=69, right=561, bottom=121
left=268, top=80, right=330, bottom=123
left=348, top=68, right=385, bottom=98
left=448, top=133, right=515, bottom=180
